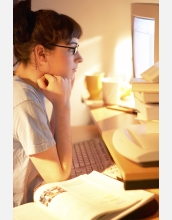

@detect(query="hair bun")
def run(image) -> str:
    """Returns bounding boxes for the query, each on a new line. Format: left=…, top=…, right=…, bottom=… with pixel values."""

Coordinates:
left=13, top=0, right=35, bottom=44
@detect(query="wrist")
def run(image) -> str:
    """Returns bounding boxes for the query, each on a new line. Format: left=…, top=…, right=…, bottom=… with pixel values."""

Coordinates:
left=53, top=103, right=71, bottom=114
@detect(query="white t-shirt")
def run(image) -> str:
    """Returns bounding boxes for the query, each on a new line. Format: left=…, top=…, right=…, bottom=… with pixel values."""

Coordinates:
left=13, top=75, right=56, bottom=207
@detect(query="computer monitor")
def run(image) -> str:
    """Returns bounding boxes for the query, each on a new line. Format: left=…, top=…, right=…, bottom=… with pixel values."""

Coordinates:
left=131, top=3, right=159, bottom=78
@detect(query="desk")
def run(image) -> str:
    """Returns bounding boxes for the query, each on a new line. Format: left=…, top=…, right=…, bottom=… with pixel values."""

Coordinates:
left=82, top=95, right=159, bottom=218
left=89, top=106, right=159, bottom=190
left=71, top=124, right=159, bottom=220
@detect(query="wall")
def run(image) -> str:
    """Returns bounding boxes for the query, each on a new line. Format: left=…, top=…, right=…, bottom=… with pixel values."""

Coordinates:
left=32, top=0, right=159, bottom=126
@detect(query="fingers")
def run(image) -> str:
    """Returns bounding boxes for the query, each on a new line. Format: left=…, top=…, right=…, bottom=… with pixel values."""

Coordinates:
left=37, top=75, right=47, bottom=89
left=37, top=74, right=56, bottom=89
left=37, top=74, right=72, bottom=105
left=37, top=74, right=72, bottom=90
left=44, top=74, right=57, bottom=82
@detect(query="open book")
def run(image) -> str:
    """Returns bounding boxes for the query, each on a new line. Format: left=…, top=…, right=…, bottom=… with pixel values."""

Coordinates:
left=13, top=171, right=156, bottom=220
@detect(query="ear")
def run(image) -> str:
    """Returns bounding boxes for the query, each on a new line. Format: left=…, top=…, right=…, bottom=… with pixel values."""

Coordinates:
left=34, top=45, right=47, bottom=63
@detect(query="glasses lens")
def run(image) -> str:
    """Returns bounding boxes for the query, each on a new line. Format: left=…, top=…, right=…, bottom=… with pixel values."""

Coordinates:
left=74, top=47, right=77, bottom=54
left=74, top=45, right=79, bottom=54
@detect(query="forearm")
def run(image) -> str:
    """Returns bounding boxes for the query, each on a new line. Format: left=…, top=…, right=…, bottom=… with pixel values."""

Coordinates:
left=50, top=110, right=55, bottom=136
left=52, top=105, right=72, bottom=179
left=37, top=75, right=73, bottom=180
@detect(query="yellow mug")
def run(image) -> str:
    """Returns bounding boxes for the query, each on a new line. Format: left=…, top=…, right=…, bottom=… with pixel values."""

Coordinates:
left=85, top=72, right=104, bottom=100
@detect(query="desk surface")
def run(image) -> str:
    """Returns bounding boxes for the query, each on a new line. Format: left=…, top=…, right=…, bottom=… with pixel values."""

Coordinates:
left=71, top=125, right=159, bottom=220
left=89, top=106, right=159, bottom=188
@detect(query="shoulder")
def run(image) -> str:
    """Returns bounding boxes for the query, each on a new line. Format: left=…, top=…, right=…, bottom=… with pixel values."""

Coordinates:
left=13, top=75, right=44, bottom=109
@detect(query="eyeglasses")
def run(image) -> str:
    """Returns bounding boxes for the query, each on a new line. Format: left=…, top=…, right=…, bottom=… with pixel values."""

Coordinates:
left=45, top=44, right=79, bottom=55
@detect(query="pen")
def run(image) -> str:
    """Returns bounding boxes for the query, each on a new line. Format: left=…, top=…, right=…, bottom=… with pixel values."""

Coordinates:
left=106, top=104, right=138, bottom=114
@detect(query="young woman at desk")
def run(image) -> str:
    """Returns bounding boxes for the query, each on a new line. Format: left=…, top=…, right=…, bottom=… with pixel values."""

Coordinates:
left=13, top=0, right=83, bottom=207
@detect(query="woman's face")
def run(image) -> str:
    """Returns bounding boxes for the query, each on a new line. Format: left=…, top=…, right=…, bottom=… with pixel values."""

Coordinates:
left=45, top=38, right=83, bottom=81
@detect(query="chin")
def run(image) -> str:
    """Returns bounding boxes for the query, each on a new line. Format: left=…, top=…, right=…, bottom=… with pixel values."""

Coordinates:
left=70, top=74, right=75, bottom=81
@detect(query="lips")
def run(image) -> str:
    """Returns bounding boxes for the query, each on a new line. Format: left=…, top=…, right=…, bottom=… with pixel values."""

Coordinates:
left=72, top=68, right=77, bottom=73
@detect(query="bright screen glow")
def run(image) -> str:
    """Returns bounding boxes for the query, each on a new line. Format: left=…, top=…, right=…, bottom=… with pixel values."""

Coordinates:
left=133, top=17, right=155, bottom=78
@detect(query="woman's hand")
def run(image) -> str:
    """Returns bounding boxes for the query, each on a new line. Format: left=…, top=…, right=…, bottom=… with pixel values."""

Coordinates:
left=37, top=74, right=72, bottom=108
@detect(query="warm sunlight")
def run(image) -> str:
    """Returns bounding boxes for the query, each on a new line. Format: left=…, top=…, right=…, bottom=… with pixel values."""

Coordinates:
left=80, top=36, right=133, bottom=82
left=114, top=38, right=133, bottom=82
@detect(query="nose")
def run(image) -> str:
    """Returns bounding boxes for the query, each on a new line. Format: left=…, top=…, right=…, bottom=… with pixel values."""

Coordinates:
left=75, top=52, right=83, bottom=63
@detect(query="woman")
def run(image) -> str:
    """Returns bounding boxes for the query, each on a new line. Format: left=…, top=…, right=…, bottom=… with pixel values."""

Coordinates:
left=13, top=0, right=83, bottom=207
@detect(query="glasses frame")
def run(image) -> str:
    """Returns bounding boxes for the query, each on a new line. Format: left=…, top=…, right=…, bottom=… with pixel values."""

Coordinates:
left=44, top=44, right=79, bottom=55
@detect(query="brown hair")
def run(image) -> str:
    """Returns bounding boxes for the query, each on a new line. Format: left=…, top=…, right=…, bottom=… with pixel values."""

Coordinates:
left=13, top=0, right=83, bottom=66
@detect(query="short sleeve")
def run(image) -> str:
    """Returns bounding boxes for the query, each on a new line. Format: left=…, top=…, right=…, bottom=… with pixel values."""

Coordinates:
left=13, top=100, right=56, bottom=155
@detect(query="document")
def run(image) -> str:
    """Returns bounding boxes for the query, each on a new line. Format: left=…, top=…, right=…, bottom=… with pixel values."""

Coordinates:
left=13, top=171, right=155, bottom=220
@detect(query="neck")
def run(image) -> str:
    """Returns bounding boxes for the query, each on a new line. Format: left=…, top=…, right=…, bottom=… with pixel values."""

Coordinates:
left=14, top=63, right=40, bottom=90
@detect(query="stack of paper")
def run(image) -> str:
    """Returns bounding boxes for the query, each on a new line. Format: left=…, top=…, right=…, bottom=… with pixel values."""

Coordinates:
left=130, top=62, right=159, bottom=132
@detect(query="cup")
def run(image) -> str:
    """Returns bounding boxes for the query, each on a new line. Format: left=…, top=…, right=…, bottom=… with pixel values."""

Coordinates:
left=85, top=72, right=104, bottom=100
left=101, top=77, right=121, bottom=105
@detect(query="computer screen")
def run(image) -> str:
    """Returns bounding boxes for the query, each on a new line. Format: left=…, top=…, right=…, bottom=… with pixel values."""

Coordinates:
left=131, top=3, right=159, bottom=78
left=133, top=17, right=155, bottom=78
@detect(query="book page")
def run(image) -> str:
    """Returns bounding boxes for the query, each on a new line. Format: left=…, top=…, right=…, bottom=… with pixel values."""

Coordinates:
left=34, top=172, right=154, bottom=220
left=82, top=171, right=155, bottom=220
left=13, top=202, right=62, bottom=220
left=34, top=178, right=103, bottom=220
left=35, top=175, right=139, bottom=220
left=56, top=174, right=140, bottom=210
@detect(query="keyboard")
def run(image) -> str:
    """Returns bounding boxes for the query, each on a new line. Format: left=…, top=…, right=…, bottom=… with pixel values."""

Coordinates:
left=70, top=137, right=122, bottom=180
